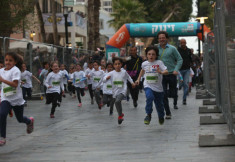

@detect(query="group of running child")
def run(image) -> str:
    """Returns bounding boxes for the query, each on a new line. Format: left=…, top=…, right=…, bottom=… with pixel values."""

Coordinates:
left=0, top=45, right=170, bottom=146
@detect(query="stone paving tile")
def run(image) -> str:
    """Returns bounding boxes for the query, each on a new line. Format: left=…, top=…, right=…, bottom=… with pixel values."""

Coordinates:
left=0, top=88, right=235, bottom=162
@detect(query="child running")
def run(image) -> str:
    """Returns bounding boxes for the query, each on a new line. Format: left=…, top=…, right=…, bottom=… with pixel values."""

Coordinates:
left=0, top=52, right=34, bottom=146
left=21, top=63, right=41, bottom=104
left=136, top=46, right=168, bottom=125
left=105, top=57, right=135, bottom=124
left=85, top=61, right=94, bottom=104
left=88, top=61, right=104, bottom=109
left=39, top=62, right=49, bottom=96
left=44, top=62, right=64, bottom=118
left=68, top=65, right=76, bottom=98
left=72, top=63, right=86, bottom=107
left=101, top=63, right=115, bottom=115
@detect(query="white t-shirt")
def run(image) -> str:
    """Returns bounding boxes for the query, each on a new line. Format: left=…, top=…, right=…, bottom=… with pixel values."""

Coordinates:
left=89, top=70, right=104, bottom=90
left=0, top=66, right=25, bottom=106
left=39, top=69, right=48, bottom=84
left=72, top=71, right=86, bottom=88
left=21, top=70, right=33, bottom=88
left=141, top=60, right=167, bottom=92
left=105, top=69, right=133, bottom=98
left=83, top=62, right=88, bottom=71
left=45, top=71, right=64, bottom=94
left=100, top=73, right=112, bottom=95
left=60, top=70, right=68, bottom=85
left=85, top=68, right=93, bottom=85
left=68, top=72, right=73, bottom=81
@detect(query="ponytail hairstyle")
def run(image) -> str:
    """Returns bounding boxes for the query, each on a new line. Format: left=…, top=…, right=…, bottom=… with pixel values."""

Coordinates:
left=5, top=52, right=23, bottom=70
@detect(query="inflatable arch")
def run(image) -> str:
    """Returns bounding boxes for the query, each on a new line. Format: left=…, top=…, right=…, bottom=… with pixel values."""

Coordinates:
left=105, top=22, right=212, bottom=60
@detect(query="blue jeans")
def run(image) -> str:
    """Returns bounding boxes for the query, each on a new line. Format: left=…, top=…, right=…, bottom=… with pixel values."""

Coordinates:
left=0, top=101, right=31, bottom=138
left=180, top=69, right=190, bottom=101
left=144, top=88, right=165, bottom=119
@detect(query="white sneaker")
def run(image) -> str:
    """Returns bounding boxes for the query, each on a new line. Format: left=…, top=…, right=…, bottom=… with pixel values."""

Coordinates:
left=165, top=115, right=172, bottom=119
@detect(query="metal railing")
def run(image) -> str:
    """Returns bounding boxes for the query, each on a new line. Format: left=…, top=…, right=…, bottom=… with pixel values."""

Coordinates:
left=203, top=0, right=235, bottom=135
left=0, top=37, right=95, bottom=96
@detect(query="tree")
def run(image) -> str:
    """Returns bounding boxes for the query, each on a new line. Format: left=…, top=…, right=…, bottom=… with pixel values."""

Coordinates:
left=35, top=1, right=46, bottom=43
left=87, top=0, right=94, bottom=50
left=108, top=0, right=147, bottom=30
left=51, top=0, right=59, bottom=45
left=0, top=0, right=36, bottom=37
left=197, top=0, right=214, bottom=29
left=0, top=0, right=36, bottom=58
left=93, top=0, right=101, bottom=50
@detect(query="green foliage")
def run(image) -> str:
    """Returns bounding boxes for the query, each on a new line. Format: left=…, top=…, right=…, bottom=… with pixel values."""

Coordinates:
left=197, top=0, right=214, bottom=29
left=108, top=0, right=148, bottom=30
left=0, top=0, right=36, bottom=35
left=138, top=0, right=193, bottom=22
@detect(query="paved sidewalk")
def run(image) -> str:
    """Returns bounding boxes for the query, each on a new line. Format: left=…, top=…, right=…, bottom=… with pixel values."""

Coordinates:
left=0, top=88, right=235, bottom=162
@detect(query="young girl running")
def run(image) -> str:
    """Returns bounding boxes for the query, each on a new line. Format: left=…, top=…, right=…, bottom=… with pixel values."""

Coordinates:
left=39, top=62, right=49, bottom=96
left=68, top=65, right=76, bottom=98
left=44, top=62, right=64, bottom=118
left=0, top=52, right=34, bottom=146
left=85, top=61, right=94, bottom=104
left=136, top=46, right=168, bottom=125
left=100, top=63, right=115, bottom=115
left=60, top=64, right=68, bottom=93
left=21, top=63, right=41, bottom=103
left=88, top=61, right=104, bottom=109
left=105, top=57, right=135, bottom=124
left=72, top=63, right=86, bottom=107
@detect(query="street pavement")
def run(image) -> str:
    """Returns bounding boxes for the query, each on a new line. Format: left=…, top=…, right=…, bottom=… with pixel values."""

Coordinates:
left=0, top=88, right=235, bottom=162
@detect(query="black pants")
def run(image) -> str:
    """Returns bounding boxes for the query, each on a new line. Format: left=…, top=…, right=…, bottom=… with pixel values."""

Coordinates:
left=88, top=84, right=93, bottom=99
left=46, top=92, right=60, bottom=115
left=162, top=74, right=177, bottom=115
left=75, top=87, right=85, bottom=103
left=173, top=88, right=178, bottom=106
left=22, top=87, right=32, bottom=101
left=68, top=82, right=75, bottom=94
left=127, top=82, right=139, bottom=102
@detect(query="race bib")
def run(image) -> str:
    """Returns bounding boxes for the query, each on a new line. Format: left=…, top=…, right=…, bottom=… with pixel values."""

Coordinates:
left=145, top=72, right=158, bottom=84
left=75, top=79, right=80, bottom=83
left=22, top=78, right=27, bottom=83
left=94, top=77, right=101, bottom=82
left=2, top=83, right=17, bottom=97
left=106, top=84, right=112, bottom=89
left=52, top=80, right=60, bottom=86
left=113, top=78, right=124, bottom=88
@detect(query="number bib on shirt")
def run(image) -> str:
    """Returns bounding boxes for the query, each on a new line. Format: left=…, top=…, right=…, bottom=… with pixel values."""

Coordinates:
left=75, top=79, right=80, bottom=83
left=94, top=77, right=101, bottom=82
left=106, top=84, right=112, bottom=89
left=22, top=78, right=26, bottom=83
left=113, top=77, right=124, bottom=88
left=2, top=83, right=17, bottom=97
left=145, top=72, right=158, bottom=83
left=52, top=80, right=60, bottom=86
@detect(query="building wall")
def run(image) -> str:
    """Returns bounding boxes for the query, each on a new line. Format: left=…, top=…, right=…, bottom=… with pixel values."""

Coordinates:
left=99, top=10, right=115, bottom=40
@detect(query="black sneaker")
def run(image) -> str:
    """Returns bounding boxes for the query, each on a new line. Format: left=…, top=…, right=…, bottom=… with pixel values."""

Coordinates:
left=159, top=118, right=164, bottom=125
left=183, top=99, right=186, bottom=105
left=133, top=100, right=138, bottom=108
left=57, top=102, right=61, bottom=107
left=174, top=105, right=178, bottom=109
left=144, top=114, right=151, bottom=125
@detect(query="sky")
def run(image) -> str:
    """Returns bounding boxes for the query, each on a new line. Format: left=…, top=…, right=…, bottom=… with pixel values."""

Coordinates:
left=178, top=0, right=200, bottom=54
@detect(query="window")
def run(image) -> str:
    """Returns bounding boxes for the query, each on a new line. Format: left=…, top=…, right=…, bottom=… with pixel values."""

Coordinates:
left=104, top=8, right=112, bottom=12
left=103, top=1, right=112, bottom=7
left=43, top=0, right=48, bottom=13
left=99, top=19, right=104, bottom=30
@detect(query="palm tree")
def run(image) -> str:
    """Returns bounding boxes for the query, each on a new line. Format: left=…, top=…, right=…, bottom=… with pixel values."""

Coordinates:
left=87, top=0, right=94, bottom=50
left=93, top=0, right=100, bottom=50
left=108, top=0, right=147, bottom=46
left=108, top=0, right=147, bottom=30
left=35, top=1, right=46, bottom=43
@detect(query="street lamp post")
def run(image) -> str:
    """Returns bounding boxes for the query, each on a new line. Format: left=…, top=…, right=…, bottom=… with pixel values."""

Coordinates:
left=63, top=6, right=69, bottom=46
